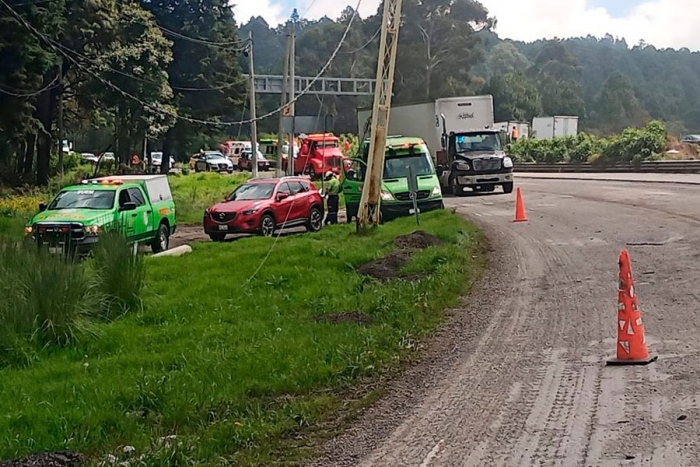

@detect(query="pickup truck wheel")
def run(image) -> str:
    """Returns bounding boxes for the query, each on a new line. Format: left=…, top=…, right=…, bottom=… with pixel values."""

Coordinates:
left=307, top=207, right=323, bottom=232
left=260, top=214, right=275, bottom=237
left=151, top=223, right=170, bottom=253
left=503, top=182, right=514, bottom=194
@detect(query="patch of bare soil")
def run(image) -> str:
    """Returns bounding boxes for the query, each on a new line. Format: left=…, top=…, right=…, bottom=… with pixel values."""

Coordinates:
left=0, top=452, right=85, bottom=467
left=357, top=231, right=442, bottom=280
left=316, top=312, right=375, bottom=326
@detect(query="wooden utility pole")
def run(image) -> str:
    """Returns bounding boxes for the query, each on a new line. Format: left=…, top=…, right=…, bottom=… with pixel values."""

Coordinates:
left=287, top=22, right=296, bottom=176
left=247, top=31, right=259, bottom=178
left=276, top=28, right=291, bottom=177
left=357, top=0, right=403, bottom=229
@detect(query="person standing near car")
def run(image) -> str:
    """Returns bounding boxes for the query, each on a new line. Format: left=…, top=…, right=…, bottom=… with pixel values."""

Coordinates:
left=324, top=171, right=340, bottom=225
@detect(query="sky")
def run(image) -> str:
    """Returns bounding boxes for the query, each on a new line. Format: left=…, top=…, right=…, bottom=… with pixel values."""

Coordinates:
left=232, top=0, right=700, bottom=51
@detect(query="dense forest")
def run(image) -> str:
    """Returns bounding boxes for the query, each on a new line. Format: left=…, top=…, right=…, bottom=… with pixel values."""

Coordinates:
left=3, top=0, right=700, bottom=185
left=245, top=12, right=700, bottom=138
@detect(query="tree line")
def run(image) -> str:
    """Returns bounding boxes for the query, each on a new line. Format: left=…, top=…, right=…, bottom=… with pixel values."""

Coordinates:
left=4, top=0, right=700, bottom=186
left=245, top=3, right=700, bottom=138
left=0, top=0, right=245, bottom=185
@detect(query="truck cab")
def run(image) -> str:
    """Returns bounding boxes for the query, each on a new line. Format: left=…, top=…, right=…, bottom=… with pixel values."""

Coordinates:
left=287, top=133, right=344, bottom=178
left=342, top=136, right=444, bottom=223
left=25, top=175, right=176, bottom=257
left=438, top=129, right=514, bottom=195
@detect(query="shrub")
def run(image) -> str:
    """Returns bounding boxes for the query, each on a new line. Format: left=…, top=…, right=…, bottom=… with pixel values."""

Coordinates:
left=92, top=231, right=145, bottom=320
left=509, top=120, right=666, bottom=165
left=0, top=238, right=98, bottom=366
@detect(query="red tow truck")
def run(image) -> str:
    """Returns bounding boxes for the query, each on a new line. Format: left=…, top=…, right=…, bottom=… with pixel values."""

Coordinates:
left=283, top=133, right=345, bottom=179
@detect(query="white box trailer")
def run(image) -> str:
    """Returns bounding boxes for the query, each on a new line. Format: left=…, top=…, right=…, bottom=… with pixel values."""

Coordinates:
left=495, top=121, right=530, bottom=140
left=532, top=116, right=578, bottom=140
left=357, top=95, right=495, bottom=156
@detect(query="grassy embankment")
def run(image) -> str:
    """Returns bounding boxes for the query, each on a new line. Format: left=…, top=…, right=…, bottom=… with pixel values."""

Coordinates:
left=0, top=210, right=484, bottom=465
left=0, top=172, right=249, bottom=235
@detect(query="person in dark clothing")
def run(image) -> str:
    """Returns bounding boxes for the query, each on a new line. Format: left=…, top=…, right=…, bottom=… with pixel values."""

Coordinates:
left=324, top=170, right=340, bottom=225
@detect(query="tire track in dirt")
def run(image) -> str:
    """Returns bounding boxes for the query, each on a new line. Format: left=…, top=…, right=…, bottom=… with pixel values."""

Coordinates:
left=311, top=180, right=700, bottom=467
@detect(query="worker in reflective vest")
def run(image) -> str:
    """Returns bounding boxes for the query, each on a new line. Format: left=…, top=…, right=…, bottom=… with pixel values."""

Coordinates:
left=324, top=171, right=340, bottom=225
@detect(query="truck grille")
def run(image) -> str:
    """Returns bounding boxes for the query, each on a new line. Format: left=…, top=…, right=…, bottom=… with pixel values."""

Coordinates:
left=213, top=212, right=236, bottom=223
left=35, top=223, right=85, bottom=251
left=395, top=190, right=431, bottom=201
left=472, top=158, right=502, bottom=172
left=325, top=157, right=341, bottom=168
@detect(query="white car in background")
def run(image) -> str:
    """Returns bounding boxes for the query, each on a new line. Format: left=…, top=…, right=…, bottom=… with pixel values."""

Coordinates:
left=150, top=152, right=175, bottom=168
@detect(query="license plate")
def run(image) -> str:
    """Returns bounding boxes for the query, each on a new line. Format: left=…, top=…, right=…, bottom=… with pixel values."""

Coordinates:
left=48, top=247, right=62, bottom=254
left=218, top=225, right=229, bottom=231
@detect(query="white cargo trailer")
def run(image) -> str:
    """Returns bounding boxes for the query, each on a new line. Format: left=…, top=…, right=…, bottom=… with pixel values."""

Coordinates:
left=532, top=116, right=578, bottom=140
left=357, top=95, right=494, bottom=155
left=494, top=121, right=530, bottom=140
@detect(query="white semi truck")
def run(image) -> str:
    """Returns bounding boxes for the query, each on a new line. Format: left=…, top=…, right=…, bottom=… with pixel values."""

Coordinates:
left=357, top=95, right=515, bottom=195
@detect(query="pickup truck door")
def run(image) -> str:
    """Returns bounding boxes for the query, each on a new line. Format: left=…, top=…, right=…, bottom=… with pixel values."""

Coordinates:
left=127, top=187, right=153, bottom=241
left=117, top=188, right=152, bottom=242
left=341, top=158, right=366, bottom=219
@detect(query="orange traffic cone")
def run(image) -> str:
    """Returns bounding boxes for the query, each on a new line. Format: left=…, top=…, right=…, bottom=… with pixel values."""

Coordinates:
left=607, top=250, right=657, bottom=366
left=514, top=187, right=527, bottom=222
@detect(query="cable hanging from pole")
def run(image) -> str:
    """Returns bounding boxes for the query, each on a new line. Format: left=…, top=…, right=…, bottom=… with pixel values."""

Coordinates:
left=0, top=0, right=363, bottom=128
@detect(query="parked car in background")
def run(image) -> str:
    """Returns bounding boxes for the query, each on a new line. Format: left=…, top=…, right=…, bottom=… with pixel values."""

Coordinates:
left=150, top=152, right=175, bottom=168
left=681, top=134, right=700, bottom=144
left=189, top=151, right=234, bottom=173
left=203, top=176, right=324, bottom=241
left=237, top=148, right=271, bottom=172
left=81, top=152, right=98, bottom=164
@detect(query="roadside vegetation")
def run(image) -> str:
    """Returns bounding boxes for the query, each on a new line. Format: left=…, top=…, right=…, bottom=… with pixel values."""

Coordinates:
left=169, top=172, right=248, bottom=224
left=509, top=120, right=674, bottom=165
left=0, top=210, right=483, bottom=465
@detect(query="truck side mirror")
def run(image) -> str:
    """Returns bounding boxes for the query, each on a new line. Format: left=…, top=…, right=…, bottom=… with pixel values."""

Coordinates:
left=39, top=202, right=47, bottom=212
left=436, top=165, right=444, bottom=177
left=120, top=201, right=137, bottom=212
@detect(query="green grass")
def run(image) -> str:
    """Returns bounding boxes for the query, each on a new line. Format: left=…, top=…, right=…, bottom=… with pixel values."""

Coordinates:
left=169, top=172, right=248, bottom=224
left=0, top=210, right=483, bottom=465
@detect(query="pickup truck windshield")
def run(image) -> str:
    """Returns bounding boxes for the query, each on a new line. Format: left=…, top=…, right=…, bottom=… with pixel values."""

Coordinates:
left=227, top=183, right=275, bottom=201
left=49, top=190, right=116, bottom=210
left=455, top=133, right=503, bottom=153
left=383, top=153, right=433, bottom=179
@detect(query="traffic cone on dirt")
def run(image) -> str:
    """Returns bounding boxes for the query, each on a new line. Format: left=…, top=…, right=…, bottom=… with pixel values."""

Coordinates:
left=514, top=187, right=527, bottom=222
left=607, top=249, right=657, bottom=366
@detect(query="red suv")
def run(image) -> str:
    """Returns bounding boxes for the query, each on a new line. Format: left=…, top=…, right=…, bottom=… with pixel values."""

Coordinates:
left=203, top=177, right=324, bottom=241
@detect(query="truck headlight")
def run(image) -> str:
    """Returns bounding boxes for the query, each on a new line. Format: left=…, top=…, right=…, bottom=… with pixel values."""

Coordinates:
left=381, top=190, right=394, bottom=201
left=503, top=157, right=514, bottom=169
left=85, top=225, right=102, bottom=236
left=455, top=161, right=471, bottom=171
left=432, top=185, right=442, bottom=197
left=24, top=226, right=34, bottom=236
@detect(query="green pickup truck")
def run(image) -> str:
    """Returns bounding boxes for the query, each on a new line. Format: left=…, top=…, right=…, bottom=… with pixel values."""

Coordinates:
left=25, top=175, right=176, bottom=256
left=342, top=136, right=444, bottom=223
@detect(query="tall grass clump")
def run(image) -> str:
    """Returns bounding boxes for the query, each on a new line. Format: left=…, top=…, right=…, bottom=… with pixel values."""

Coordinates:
left=93, top=231, right=145, bottom=319
left=0, top=238, right=97, bottom=366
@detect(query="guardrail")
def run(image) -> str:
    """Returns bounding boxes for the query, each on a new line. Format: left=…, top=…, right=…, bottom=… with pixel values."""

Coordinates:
left=514, top=160, right=700, bottom=174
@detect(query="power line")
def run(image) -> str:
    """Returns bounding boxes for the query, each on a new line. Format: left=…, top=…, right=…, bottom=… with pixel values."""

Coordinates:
left=300, top=0, right=318, bottom=18
left=52, top=39, right=242, bottom=93
left=340, top=26, right=380, bottom=54
left=0, top=73, right=59, bottom=97
left=1, top=0, right=363, bottom=127
left=155, top=24, right=249, bottom=49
